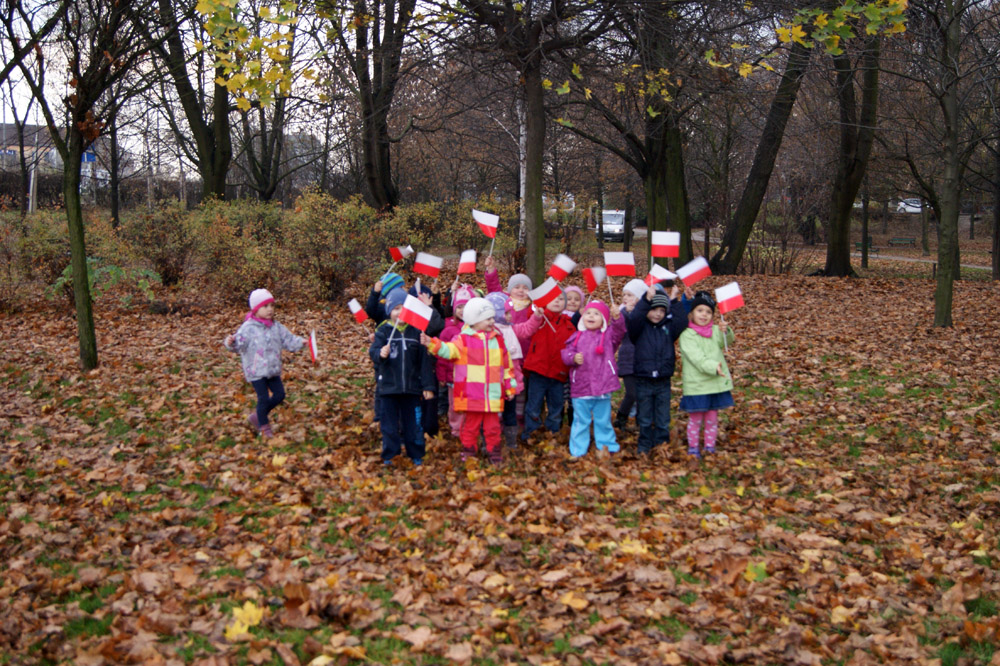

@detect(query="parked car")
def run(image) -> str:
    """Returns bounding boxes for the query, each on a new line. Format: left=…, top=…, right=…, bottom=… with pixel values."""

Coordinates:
left=897, top=198, right=922, bottom=213
left=596, top=209, right=626, bottom=241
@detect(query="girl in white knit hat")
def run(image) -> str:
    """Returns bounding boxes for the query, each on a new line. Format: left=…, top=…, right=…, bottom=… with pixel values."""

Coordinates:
left=224, top=289, right=306, bottom=437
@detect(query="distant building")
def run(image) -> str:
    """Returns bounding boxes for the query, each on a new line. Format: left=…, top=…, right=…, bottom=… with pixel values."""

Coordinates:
left=0, top=122, right=62, bottom=169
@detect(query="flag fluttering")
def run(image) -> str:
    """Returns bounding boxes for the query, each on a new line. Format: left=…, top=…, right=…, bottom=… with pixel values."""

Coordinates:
left=644, top=263, right=677, bottom=286
left=582, top=267, right=607, bottom=293
left=604, top=251, right=636, bottom=277
left=389, top=245, right=414, bottom=261
left=650, top=231, right=680, bottom=258
left=457, top=249, right=477, bottom=274
left=676, top=256, right=711, bottom=286
left=399, top=294, right=434, bottom=331
left=528, top=277, right=564, bottom=309
left=715, top=282, right=745, bottom=314
left=413, top=252, right=444, bottom=278
left=473, top=209, right=499, bottom=238
left=548, top=254, right=577, bottom=281
left=348, top=299, right=368, bottom=323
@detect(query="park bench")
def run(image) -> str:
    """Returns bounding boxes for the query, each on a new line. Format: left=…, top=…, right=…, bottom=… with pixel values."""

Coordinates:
left=888, top=237, right=916, bottom=247
left=855, top=240, right=879, bottom=255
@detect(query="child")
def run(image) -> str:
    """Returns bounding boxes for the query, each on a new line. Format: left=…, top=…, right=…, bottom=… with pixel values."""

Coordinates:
left=422, top=298, right=516, bottom=464
left=365, top=271, right=406, bottom=324
left=521, top=289, right=577, bottom=440
left=678, top=291, right=735, bottom=458
left=437, top=285, right=477, bottom=438
left=224, top=289, right=305, bottom=438
left=370, top=288, right=437, bottom=466
left=485, top=291, right=544, bottom=450
left=561, top=300, right=627, bottom=457
left=484, top=254, right=533, bottom=325
left=613, top=279, right=646, bottom=431
left=564, top=286, right=585, bottom=326
left=626, top=283, right=688, bottom=455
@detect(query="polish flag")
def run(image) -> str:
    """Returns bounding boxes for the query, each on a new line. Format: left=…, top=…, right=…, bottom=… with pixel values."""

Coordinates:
left=715, top=282, right=745, bottom=314
left=413, top=252, right=444, bottom=278
left=457, top=249, right=477, bottom=274
left=650, top=231, right=680, bottom=258
left=389, top=245, right=414, bottom=261
left=348, top=298, right=368, bottom=323
left=548, top=254, right=577, bottom=281
left=644, top=263, right=677, bottom=286
left=399, top=294, right=434, bottom=331
left=528, top=277, right=563, bottom=309
left=676, top=256, right=711, bottom=285
left=604, top=251, right=636, bottom=277
left=473, top=209, right=499, bottom=238
left=308, top=330, right=319, bottom=363
left=582, top=267, right=606, bottom=293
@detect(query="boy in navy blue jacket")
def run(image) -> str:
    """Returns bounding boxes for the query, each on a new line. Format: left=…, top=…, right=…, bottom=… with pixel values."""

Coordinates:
left=626, top=283, right=688, bottom=455
left=370, top=289, right=438, bottom=466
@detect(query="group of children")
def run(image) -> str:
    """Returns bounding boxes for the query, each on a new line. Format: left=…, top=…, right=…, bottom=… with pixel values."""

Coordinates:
left=223, top=256, right=735, bottom=465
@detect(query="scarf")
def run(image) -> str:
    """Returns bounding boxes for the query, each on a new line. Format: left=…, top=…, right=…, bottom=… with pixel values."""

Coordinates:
left=689, top=322, right=714, bottom=339
left=245, top=312, right=275, bottom=327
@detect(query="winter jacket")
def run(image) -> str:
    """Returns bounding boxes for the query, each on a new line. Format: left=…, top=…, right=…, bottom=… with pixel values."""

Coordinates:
left=434, top=316, right=465, bottom=384
left=496, top=313, right=544, bottom=395
left=626, top=295, right=688, bottom=379
left=426, top=326, right=516, bottom=412
left=369, top=320, right=436, bottom=396
left=522, top=310, right=577, bottom=381
left=485, top=269, right=533, bottom=325
left=616, top=316, right=636, bottom=376
left=225, top=319, right=305, bottom=382
left=679, top=326, right=735, bottom=396
left=561, top=314, right=627, bottom=398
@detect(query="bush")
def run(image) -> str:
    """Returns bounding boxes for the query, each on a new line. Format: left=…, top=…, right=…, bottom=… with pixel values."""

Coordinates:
left=0, top=213, right=26, bottom=311
left=119, top=202, right=194, bottom=286
left=17, top=210, right=70, bottom=285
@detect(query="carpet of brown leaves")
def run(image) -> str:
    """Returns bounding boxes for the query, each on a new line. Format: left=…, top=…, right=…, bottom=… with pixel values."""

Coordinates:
left=2, top=275, right=1000, bottom=665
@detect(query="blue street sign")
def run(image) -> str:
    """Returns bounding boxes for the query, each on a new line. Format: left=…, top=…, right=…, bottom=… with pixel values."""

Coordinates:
left=82, top=150, right=96, bottom=163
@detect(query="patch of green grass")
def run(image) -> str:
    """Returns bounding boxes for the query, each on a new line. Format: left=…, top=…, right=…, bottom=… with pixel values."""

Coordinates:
left=670, top=568, right=699, bottom=585
left=549, top=634, right=582, bottom=656
left=64, top=613, right=114, bottom=639
left=654, top=616, right=690, bottom=641
left=209, top=566, right=245, bottom=579
left=668, top=475, right=691, bottom=498
left=615, top=508, right=640, bottom=528
left=965, top=595, right=998, bottom=618
left=173, top=632, right=217, bottom=662
left=679, top=591, right=698, bottom=605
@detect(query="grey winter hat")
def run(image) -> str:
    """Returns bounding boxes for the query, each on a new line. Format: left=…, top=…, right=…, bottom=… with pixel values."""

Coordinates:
left=650, top=293, right=671, bottom=311
left=507, top=273, right=533, bottom=291
left=385, top=288, right=408, bottom=316
left=462, top=297, right=496, bottom=326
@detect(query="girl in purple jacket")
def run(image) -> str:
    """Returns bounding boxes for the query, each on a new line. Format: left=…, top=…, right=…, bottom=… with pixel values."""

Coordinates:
left=561, top=300, right=627, bottom=457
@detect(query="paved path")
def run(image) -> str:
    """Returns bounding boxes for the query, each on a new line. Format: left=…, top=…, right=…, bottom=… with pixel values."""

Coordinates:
left=850, top=252, right=991, bottom=271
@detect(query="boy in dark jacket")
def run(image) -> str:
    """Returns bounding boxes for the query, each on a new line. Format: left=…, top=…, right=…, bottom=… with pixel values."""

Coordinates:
left=626, top=283, right=688, bottom=455
left=370, top=288, right=438, bottom=466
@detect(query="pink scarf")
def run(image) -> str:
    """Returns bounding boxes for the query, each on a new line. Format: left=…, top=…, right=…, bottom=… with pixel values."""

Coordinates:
left=689, top=322, right=714, bottom=338
left=245, top=312, right=275, bottom=327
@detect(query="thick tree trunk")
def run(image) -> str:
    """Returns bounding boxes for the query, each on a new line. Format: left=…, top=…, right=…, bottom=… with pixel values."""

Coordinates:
left=824, top=37, right=880, bottom=277
left=712, top=40, right=812, bottom=274
left=994, top=140, right=1000, bottom=280
left=523, top=64, right=546, bottom=286
left=860, top=192, right=870, bottom=269
left=664, top=111, right=692, bottom=264
left=110, top=107, right=121, bottom=228
left=64, top=134, right=98, bottom=369
left=934, top=12, right=962, bottom=328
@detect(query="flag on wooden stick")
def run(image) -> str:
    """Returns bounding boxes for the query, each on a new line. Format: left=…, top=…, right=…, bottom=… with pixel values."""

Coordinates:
left=650, top=231, right=680, bottom=258
left=582, top=267, right=606, bottom=293
left=473, top=209, right=499, bottom=238
left=676, top=256, right=711, bottom=286
left=548, top=254, right=577, bottom=281
left=348, top=298, right=368, bottom=323
left=604, top=251, right=636, bottom=277
left=457, top=249, right=477, bottom=274
left=413, top=252, right=444, bottom=278
left=715, top=282, right=745, bottom=314
left=528, top=277, right=563, bottom=309
left=399, top=295, right=434, bottom=331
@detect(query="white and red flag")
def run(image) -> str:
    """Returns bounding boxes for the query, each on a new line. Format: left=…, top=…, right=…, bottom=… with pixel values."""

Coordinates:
left=389, top=245, right=414, bottom=262
left=457, top=249, right=477, bottom=274
left=308, top=330, right=319, bottom=363
left=348, top=298, right=368, bottom=323
left=676, top=256, right=711, bottom=285
left=413, top=252, right=444, bottom=278
left=528, top=277, right=563, bottom=309
left=715, top=282, right=745, bottom=314
left=644, top=263, right=677, bottom=286
left=650, top=231, right=680, bottom=258
left=548, top=253, right=577, bottom=281
left=604, top=251, right=636, bottom=277
left=399, top=294, right=434, bottom=331
left=473, top=209, right=499, bottom=238
left=582, top=267, right=606, bottom=293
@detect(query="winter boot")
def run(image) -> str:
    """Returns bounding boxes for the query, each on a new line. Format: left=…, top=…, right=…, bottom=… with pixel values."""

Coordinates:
left=503, top=425, right=519, bottom=450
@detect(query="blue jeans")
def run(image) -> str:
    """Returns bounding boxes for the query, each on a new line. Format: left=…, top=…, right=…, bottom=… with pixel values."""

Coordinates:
left=523, top=372, right=566, bottom=437
left=569, top=396, right=617, bottom=457
left=250, top=376, right=285, bottom=426
left=635, top=377, right=671, bottom=453
left=380, top=394, right=425, bottom=462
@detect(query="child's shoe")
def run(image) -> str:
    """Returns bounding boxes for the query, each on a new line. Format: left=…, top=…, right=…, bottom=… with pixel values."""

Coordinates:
left=412, top=458, right=423, bottom=467
left=687, top=446, right=700, bottom=459
left=703, top=446, right=716, bottom=455
left=248, top=412, right=259, bottom=431
left=503, top=426, right=519, bottom=450
left=260, top=424, right=274, bottom=438
left=488, top=451, right=503, bottom=466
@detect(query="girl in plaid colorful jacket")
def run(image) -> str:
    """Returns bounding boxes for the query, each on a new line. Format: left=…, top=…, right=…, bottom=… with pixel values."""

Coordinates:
left=422, top=298, right=516, bottom=464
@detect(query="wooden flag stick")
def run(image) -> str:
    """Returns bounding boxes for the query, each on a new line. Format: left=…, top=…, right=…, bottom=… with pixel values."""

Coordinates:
left=606, top=276, right=614, bottom=304
left=386, top=260, right=398, bottom=275
left=488, top=235, right=496, bottom=257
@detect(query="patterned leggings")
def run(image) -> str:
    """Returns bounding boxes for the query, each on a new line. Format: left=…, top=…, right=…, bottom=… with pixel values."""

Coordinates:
left=687, top=411, right=719, bottom=452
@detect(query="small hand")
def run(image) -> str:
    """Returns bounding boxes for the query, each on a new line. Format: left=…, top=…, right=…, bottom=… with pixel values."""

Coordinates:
left=224, top=334, right=234, bottom=347
left=430, top=278, right=440, bottom=295
left=420, top=333, right=431, bottom=346
left=484, top=254, right=496, bottom=271
left=422, top=390, right=434, bottom=400
left=717, top=362, right=725, bottom=376
left=610, top=303, right=620, bottom=319
left=380, top=345, right=390, bottom=358
left=684, top=285, right=695, bottom=300
left=719, top=314, right=728, bottom=329
left=669, top=285, right=680, bottom=301
left=368, top=332, right=375, bottom=343
left=451, top=277, right=460, bottom=294
left=646, top=284, right=657, bottom=300
left=574, top=353, right=584, bottom=365
left=374, top=280, right=383, bottom=293
left=419, top=292, right=433, bottom=306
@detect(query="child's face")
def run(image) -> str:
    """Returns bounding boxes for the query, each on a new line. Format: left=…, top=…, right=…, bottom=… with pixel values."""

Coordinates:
left=646, top=306, right=666, bottom=324
left=621, top=292, right=638, bottom=309
left=582, top=308, right=604, bottom=331
left=390, top=305, right=402, bottom=322
left=566, top=291, right=582, bottom=312
left=471, top=317, right=494, bottom=331
left=454, top=303, right=465, bottom=321
left=256, top=303, right=275, bottom=320
left=691, top=304, right=714, bottom=327
left=546, top=297, right=566, bottom=314
left=510, top=284, right=530, bottom=301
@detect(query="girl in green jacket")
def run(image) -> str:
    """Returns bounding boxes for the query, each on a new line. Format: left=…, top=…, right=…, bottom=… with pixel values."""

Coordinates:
left=678, top=291, right=735, bottom=458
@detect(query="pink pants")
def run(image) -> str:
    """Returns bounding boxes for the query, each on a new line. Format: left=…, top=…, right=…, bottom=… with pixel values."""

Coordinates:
left=687, top=411, right=719, bottom=452
left=448, top=384, right=465, bottom=437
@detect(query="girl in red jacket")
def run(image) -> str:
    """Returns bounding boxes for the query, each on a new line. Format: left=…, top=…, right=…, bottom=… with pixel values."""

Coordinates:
left=521, top=289, right=577, bottom=441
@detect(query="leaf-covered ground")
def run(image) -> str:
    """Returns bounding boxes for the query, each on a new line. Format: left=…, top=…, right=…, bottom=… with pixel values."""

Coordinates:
left=2, top=275, right=1000, bottom=666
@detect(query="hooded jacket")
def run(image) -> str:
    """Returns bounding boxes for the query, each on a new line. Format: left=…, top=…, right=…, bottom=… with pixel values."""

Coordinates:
left=225, top=319, right=304, bottom=382
left=560, top=314, right=627, bottom=398
left=522, top=310, right=577, bottom=381
left=426, top=326, right=516, bottom=412
left=626, top=295, right=688, bottom=379
left=369, top=320, right=436, bottom=396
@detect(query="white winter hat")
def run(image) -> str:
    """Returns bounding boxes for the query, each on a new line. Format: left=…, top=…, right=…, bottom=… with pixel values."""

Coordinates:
left=462, top=297, right=496, bottom=326
left=249, top=288, right=275, bottom=314
left=623, top=279, right=647, bottom=300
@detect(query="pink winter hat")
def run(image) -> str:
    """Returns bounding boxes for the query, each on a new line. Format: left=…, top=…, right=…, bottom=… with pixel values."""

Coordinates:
left=580, top=300, right=611, bottom=354
left=453, top=285, right=476, bottom=309
left=248, top=288, right=274, bottom=314
left=564, top=285, right=585, bottom=305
